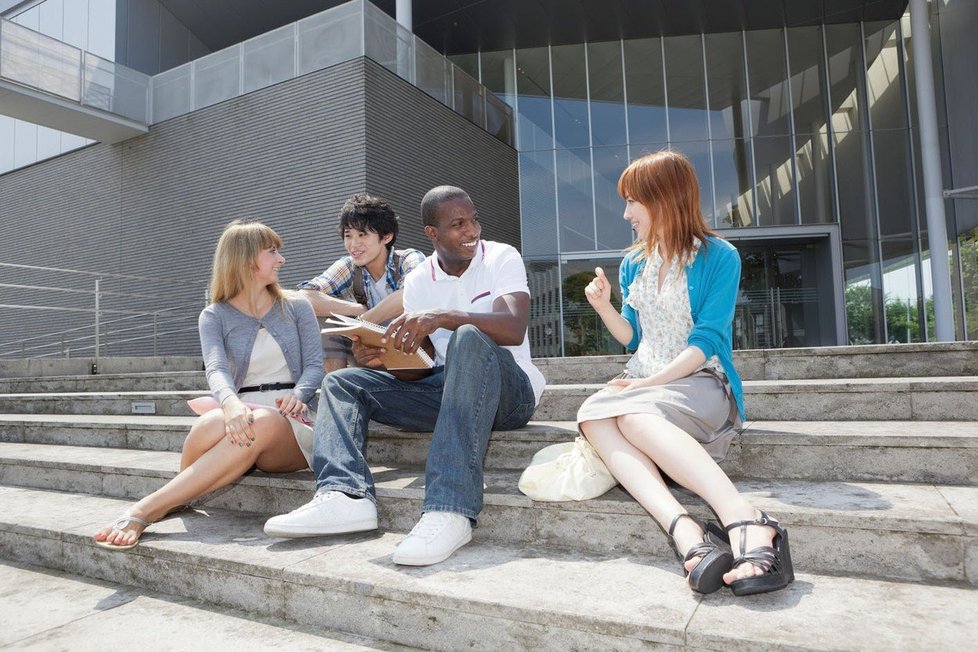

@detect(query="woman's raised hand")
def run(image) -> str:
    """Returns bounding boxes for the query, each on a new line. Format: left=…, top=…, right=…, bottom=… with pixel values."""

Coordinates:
left=584, top=267, right=613, bottom=311
left=221, top=396, right=255, bottom=447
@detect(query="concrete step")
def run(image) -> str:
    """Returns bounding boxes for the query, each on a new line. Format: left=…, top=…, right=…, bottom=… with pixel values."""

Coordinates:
left=536, top=341, right=978, bottom=383
left=0, top=370, right=205, bottom=394
left=537, top=376, right=978, bottom=422
left=2, top=414, right=976, bottom=485
left=0, top=356, right=202, bottom=379
left=0, top=442, right=974, bottom=585
left=3, top=342, right=975, bottom=394
left=0, top=560, right=407, bottom=651
left=0, top=487, right=972, bottom=651
left=2, top=375, right=976, bottom=421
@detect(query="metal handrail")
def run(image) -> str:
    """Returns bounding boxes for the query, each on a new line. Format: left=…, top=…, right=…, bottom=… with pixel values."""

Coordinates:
left=0, top=262, right=208, bottom=365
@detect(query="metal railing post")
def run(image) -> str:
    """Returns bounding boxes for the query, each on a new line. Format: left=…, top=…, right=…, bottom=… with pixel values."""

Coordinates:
left=94, top=277, right=101, bottom=373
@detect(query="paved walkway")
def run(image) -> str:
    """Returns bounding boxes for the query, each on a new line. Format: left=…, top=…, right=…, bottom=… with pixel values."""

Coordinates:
left=0, top=561, right=405, bottom=651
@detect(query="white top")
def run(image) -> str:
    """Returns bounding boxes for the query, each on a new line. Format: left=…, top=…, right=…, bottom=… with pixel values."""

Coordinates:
left=368, top=274, right=392, bottom=306
left=402, top=240, right=546, bottom=405
left=242, top=328, right=293, bottom=386
left=624, top=244, right=723, bottom=379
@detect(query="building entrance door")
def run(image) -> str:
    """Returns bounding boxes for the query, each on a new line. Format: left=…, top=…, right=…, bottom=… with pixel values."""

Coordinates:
left=731, top=236, right=841, bottom=349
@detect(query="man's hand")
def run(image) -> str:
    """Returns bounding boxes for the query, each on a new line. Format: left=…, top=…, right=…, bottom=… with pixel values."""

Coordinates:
left=383, top=310, right=449, bottom=354
left=350, top=335, right=387, bottom=368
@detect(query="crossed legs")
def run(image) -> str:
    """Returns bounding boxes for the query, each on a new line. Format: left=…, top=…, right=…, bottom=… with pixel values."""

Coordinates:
left=580, top=413, right=773, bottom=585
left=94, top=408, right=307, bottom=547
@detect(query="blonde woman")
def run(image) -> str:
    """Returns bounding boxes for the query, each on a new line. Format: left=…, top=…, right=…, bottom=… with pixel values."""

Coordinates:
left=578, top=151, right=793, bottom=595
left=94, top=220, right=325, bottom=549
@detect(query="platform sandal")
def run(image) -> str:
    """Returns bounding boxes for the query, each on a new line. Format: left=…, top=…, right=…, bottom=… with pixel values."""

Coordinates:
left=668, top=513, right=733, bottom=594
left=724, top=511, right=794, bottom=596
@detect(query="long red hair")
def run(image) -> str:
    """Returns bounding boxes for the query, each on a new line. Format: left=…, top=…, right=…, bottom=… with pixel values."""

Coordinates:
left=618, top=150, right=716, bottom=265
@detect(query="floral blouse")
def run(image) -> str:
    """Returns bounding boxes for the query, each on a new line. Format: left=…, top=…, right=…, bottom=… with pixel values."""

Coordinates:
left=624, top=243, right=724, bottom=379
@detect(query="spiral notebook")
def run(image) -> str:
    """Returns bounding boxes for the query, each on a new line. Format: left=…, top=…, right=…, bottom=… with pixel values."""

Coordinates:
left=320, top=314, right=435, bottom=370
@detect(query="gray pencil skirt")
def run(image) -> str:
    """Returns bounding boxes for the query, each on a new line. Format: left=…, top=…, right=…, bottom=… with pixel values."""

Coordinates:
left=576, top=368, right=742, bottom=462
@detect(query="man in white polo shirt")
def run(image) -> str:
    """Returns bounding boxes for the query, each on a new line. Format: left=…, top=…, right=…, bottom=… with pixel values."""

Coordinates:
left=264, top=185, right=546, bottom=566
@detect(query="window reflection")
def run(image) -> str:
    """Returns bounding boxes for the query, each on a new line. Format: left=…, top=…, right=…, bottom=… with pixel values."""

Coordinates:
left=705, top=31, right=750, bottom=141
left=623, top=38, right=668, bottom=145
left=665, top=35, right=709, bottom=142
left=561, top=259, right=625, bottom=356
left=552, top=44, right=590, bottom=149
left=588, top=41, right=626, bottom=147
left=515, top=47, right=553, bottom=151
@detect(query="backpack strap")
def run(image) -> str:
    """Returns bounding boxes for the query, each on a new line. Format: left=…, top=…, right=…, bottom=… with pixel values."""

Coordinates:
left=390, top=250, right=404, bottom=288
left=351, top=265, right=369, bottom=307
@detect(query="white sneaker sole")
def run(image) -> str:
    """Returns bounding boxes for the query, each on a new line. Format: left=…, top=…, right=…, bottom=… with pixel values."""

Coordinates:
left=391, top=530, right=473, bottom=566
left=263, top=517, right=378, bottom=538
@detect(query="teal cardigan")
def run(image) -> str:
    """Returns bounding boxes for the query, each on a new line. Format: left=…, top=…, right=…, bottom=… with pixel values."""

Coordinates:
left=618, top=236, right=745, bottom=420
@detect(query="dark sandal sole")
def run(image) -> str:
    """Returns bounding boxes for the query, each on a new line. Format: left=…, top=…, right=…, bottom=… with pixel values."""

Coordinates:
left=688, top=547, right=734, bottom=594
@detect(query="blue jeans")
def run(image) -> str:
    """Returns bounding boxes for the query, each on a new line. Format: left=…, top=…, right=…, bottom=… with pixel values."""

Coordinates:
left=311, top=324, right=537, bottom=522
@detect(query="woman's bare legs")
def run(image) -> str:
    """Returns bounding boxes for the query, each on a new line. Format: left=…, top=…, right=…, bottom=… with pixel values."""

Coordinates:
left=581, top=414, right=774, bottom=584
left=94, top=409, right=306, bottom=547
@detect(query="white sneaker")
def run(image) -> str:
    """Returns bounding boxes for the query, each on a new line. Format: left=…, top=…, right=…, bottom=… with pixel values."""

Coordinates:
left=392, top=512, right=472, bottom=566
left=263, top=489, right=378, bottom=537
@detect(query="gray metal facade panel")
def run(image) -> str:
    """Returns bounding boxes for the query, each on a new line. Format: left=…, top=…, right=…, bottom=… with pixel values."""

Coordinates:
left=362, top=59, right=520, bottom=254
left=0, top=56, right=521, bottom=357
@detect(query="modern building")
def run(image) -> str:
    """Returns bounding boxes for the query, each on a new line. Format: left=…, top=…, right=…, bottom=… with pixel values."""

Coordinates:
left=1, top=0, right=975, bottom=360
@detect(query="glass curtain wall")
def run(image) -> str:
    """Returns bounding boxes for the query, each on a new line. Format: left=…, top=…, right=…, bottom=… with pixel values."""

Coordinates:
left=455, top=11, right=943, bottom=357
left=0, top=0, right=116, bottom=175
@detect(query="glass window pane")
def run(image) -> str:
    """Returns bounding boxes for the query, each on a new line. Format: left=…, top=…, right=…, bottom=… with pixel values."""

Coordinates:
left=587, top=41, right=626, bottom=147
left=881, top=239, right=924, bottom=342
left=12, top=120, right=37, bottom=168
left=36, top=124, right=60, bottom=160
left=836, top=130, right=874, bottom=240
left=959, top=229, right=978, bottom=340
left=555, top=147, right=594, bottom=251
left=593, top=146, right=632, bottom=250
left=665, top=35, right=708, bottom=142
left=624, top=38, right=668, bottom=145
left=480, top=49, right=515, bottom=106
left=416, top=39, right=451, bottom=104
left=788, top=26, right=829, bottom=136
left=88, top=0, right=116, bottom=60
left=0, top=117, right=15, bottom=174
left=863, top=21, right=909, bottom=131
left=844, top=240, right=884, bottom=344
left=746, top=29, right=792, bottom=137
left=452, top=69, right=486, bottom=128
left=754, top=135, right=798, bottom=226
left=63, top=0, right=87, bottom=50
left=551, top=44, right=589, bottom=149
left=526, top=260, right=562, bottom=357
left=449, top=53, right=478, bottom=80
left=874, top=130, right=916, bottom=238
left=663, top=141, right=714, bottom=228
left=515, top=46, right=553, bottom=151
left=562, top=259, right=625, bottom=355
left=520, top=150, right=559, bottom=257
left=711, top=138, right=753, bottom=227
left=826, top=23, right=865, bottom=133
left=795, top=128, right=834, bottom=223
left=705, top=31, right=749, bottom=140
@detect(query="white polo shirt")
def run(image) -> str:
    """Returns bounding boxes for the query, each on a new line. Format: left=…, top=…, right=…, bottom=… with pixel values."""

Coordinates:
left=402, top=240, right=546, bottom=405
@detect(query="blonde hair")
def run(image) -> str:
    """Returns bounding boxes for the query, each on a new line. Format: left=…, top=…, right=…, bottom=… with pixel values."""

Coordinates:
left=618, top=150, right=717, bottom=265
left=209, top=220, right=285, bottom=305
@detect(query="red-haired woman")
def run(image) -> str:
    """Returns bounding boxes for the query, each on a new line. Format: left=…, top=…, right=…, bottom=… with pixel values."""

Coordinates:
left=577, top=150, right=793, bottom=595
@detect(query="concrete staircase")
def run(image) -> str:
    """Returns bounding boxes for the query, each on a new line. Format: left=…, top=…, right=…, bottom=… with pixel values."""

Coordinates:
left=0, top=342, right=976, bottom=650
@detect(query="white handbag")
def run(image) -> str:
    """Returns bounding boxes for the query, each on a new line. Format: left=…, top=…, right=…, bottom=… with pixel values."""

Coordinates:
left=518, top=436, right=618, bottom=501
